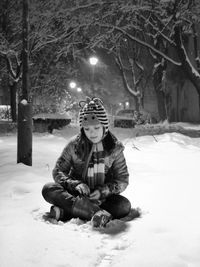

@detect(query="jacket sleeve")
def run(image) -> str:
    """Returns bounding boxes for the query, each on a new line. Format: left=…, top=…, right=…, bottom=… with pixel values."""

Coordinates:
left=52, top=140, right=82, bottom=191
left=97, top=142, right=129, bottom=199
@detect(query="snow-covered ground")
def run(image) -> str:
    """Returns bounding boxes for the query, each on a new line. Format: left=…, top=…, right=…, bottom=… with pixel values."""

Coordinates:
left=0, top=124, right=200, bottom=267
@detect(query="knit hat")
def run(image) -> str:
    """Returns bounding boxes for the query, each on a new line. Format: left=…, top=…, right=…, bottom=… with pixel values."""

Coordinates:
left=79, top=97, right=109, bottom=133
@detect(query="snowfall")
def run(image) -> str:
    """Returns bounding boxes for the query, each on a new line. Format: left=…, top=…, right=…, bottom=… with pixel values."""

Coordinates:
left=1, top=123, right=200, bottom=267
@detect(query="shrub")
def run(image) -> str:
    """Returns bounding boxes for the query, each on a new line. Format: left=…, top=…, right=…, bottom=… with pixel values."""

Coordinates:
left=0, top=105, right=11, bottom=120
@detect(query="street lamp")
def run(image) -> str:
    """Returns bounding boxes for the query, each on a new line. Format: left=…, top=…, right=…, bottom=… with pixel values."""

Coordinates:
left=69, top=81, right=76, bottom=89
left=125, top=101, right=129, bottom=109
left=89, top=56, right=98, bottom=66
left=77, top=87, right=82, bottom=93
left=89, top=56, right=98, bottom=92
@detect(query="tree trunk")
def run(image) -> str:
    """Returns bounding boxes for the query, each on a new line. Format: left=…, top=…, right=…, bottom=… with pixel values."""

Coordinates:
left=174, top=26, right=200, bottom=121
left=153, top=64, right=167, bottom=121
left=17, top=0, right=32, bottom=166
left=22, top=0, right=29, bottom=100
left=133, top=94, right=140, bottom=111
left=154, top=89, right=167, bottom=121
left=17, top=102, right=32, bottom=165
left=10, top=82, right=17, bottom=122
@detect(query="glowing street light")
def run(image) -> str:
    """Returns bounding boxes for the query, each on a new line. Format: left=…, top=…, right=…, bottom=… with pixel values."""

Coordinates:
left=125, top=101, right=129, bottom=108
left=77, top=87, right=82, bottom=93
left=69, top=81, right=76, bottom=89
left=89, top=56, right=98, bottom=66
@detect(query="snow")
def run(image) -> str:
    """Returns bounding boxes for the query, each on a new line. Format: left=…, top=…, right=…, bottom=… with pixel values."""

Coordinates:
left=0, top=124, right=200, bottom=267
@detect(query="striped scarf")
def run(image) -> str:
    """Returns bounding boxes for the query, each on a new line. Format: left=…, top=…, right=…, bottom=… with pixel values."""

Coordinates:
left=85, top=142, right=105, bottom=190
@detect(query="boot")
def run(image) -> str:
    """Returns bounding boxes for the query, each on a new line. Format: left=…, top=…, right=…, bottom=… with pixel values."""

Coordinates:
left=49, top=205, right=65, bottom=220
left=91, top=209, right=112, bottom=228
left=72, top=196, right=100, bottom=220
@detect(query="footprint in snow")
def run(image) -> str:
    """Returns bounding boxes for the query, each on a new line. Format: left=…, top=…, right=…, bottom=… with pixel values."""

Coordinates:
left=11, top=186, right=31, bottom=199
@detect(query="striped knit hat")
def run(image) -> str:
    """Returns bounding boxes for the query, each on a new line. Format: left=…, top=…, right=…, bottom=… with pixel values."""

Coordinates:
left=79, top=97, right=109, bottom=133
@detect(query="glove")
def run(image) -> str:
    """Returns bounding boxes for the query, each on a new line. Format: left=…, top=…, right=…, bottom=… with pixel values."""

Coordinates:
left=75, top=183, right=90, bottom=196
left=90, top=189, right=101, bottom=200
left=96, top=182, right=124, bottom=199
left=59, top=176, right=81, bottom=191
left=95, top=185, right=111, bottom=199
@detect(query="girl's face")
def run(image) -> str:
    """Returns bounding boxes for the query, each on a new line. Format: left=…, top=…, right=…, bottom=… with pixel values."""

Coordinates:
left=83, top=124, right=104, bottom=143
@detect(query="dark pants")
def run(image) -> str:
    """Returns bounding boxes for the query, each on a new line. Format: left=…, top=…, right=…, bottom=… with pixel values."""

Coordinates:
left=42, top=182, right=131, bottom=220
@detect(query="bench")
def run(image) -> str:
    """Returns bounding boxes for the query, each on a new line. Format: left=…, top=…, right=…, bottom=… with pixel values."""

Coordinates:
left=32, top=113, right=71, bottom=133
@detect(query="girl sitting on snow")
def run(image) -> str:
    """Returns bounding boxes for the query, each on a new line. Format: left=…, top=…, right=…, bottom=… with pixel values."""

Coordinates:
left=42, top=97, right=131, bottom=228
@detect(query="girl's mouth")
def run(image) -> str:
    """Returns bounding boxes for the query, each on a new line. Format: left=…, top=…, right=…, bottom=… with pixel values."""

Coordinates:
left=90, top=136, right=98, bottom=139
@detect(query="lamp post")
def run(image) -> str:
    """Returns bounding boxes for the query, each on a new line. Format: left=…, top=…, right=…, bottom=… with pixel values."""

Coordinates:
left=89, top=56, right=98, bottom=93
left=69, top=82, right=83, bottom=124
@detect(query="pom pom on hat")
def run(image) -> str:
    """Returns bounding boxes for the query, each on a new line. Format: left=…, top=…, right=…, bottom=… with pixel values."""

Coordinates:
left=79, top=97, right=109, bottom=133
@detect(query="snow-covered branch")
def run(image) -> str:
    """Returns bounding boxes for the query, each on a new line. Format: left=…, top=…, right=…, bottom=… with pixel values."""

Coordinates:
left=192, top=24, right=200, bottom=73
left=115, top=53, right=141, bottom=97
left=95, top=23, right=181, bottom=66
left=139, top=13, right=176, bottom=47
left=31, top=27, right=77, bottom=53
left=69, top=0, right=112, bottom=12
left=0, top=50, right=22, bottom=82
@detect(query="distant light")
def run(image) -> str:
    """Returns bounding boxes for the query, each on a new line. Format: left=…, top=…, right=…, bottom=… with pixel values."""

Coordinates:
left=77, top=87, right=82, bottom=92
left=119, top=103, right=122, bottom=106
left=20, top=99, right=28, bottom=105
left=69, top=81, right=76, bottom=89
left=89, top=56, right=98, bottom=66
left=125, top=101, right=129, bottom=107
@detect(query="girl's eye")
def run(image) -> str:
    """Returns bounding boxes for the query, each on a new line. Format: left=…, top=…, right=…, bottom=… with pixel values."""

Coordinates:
left=94, top=127, right=100, bottom=130
left=84, top=128, right=89, bottom=131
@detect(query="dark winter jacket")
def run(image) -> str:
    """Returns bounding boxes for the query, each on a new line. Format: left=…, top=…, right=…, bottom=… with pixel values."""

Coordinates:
left=52, top=133, right=129, bottom=199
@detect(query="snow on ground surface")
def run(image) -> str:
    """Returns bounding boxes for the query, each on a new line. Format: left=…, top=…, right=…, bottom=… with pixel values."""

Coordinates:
left=0, top=123, right=200, bottom=267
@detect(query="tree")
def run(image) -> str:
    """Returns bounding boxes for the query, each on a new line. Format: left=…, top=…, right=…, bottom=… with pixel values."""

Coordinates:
left=0, top=0, right=82, bottom=119
left=64, top=0, right=200, bottom=121
left=0, top=0, right=22, bottom=121
left=113, top=37, right=151, bottom=112
left=17, top=0, right=32, bottom=166
left=2, top=0, right=200, bottom=123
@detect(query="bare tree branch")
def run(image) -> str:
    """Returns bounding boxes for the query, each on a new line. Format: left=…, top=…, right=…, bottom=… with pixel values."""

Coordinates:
left=94, top=23, right=182, bottom=66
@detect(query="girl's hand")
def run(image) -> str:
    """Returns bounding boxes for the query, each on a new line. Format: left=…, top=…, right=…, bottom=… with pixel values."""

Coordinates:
left=90, top=190, right=101, bottom=200
left=75, top=183, right=90, bottom=196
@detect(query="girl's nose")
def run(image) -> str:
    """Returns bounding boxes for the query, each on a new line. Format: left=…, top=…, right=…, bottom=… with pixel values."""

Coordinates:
left=89, top=129, right=95, bottom=135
